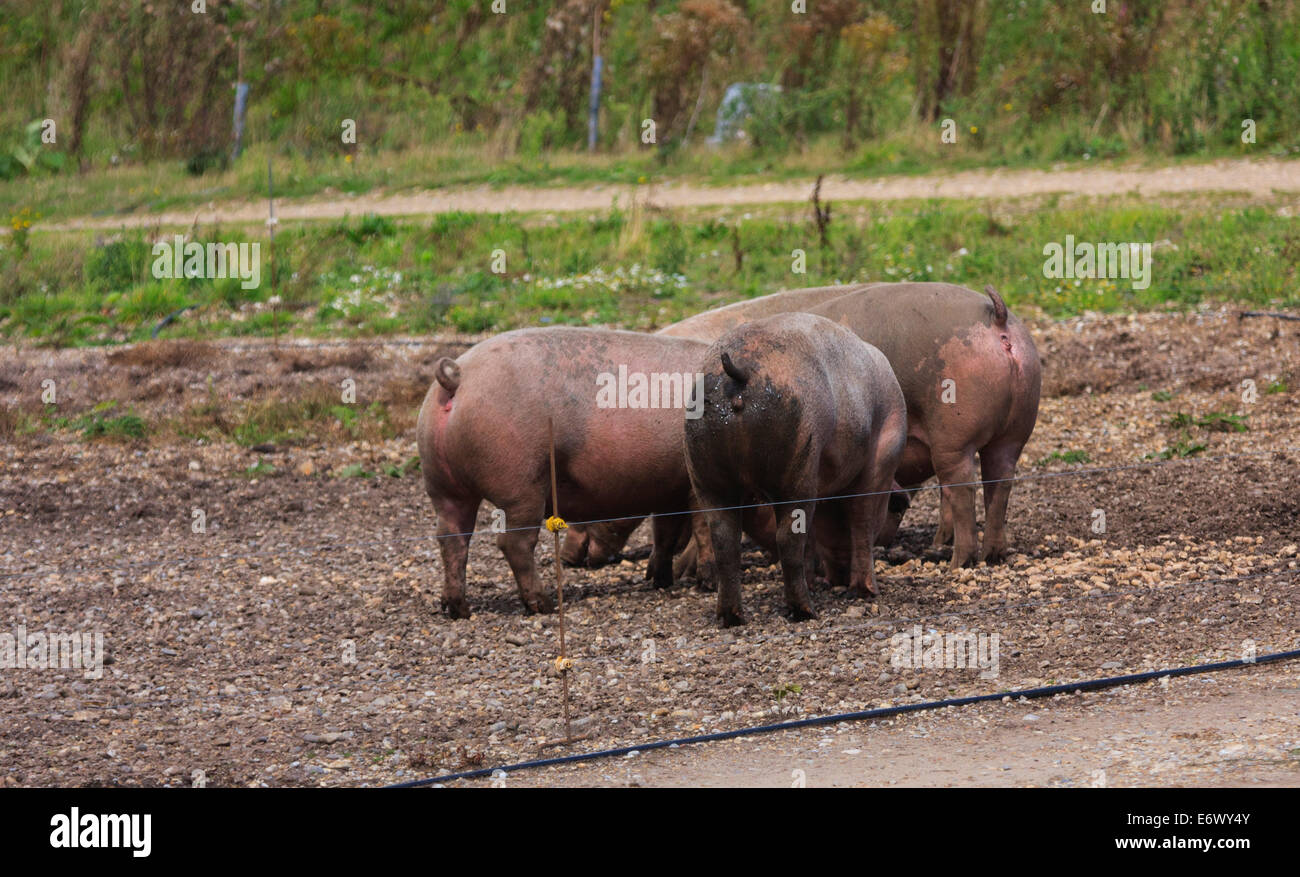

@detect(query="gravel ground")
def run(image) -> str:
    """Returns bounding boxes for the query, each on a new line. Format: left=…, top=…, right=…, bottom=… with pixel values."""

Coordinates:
left=0, top=306, right=1297, bottom=787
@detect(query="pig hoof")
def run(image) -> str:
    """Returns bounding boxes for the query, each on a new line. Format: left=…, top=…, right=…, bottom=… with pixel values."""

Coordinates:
left=717, top=608, right=747, bottom=628
left=948, top=552, right=977, bottom=570
left=441, top=599, right=472, bottom=620
left=786, top=604, right=817, bottom=622
left=694, top=579, right=718, bottom=593
left=981, top=546, right=1008, bottom=565
left=650, top=570, right=675, bottom=590
left=524, top=595, right=556, bottom=615
left=847, top=584, right=878, bottom=600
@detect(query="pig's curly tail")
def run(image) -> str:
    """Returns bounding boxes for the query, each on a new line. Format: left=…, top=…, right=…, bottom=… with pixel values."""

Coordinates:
left=720, top=351, right=749, bottom=384
left=984, top=285, right=1008, bottom=327
left=435, top=357, right=461, bottom=393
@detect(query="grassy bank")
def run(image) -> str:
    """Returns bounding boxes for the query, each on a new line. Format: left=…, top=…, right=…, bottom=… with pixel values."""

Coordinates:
left=3, top=193, right=1297, bottom=346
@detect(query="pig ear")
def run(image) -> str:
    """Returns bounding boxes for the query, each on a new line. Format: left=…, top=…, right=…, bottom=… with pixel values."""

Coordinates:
left=434, top=357, right=461, bottom=392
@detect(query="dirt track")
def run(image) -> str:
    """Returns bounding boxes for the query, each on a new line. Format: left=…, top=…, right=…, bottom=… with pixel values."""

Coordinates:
left=494, top=669, right=1300, bottom=788
left=1, top=307, right=1298, bottom=787
left=45, top=156, right=1300, bottom=231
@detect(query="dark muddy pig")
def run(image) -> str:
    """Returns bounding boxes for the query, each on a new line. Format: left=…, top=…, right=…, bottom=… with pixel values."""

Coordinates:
left=416, top=327, right=709, bottom=618
left=685, top=313, right=907, bottom=626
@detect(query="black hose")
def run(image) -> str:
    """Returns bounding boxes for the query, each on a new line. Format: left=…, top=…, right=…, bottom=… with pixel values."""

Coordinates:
left=386, top=646, right=1300, bottom=788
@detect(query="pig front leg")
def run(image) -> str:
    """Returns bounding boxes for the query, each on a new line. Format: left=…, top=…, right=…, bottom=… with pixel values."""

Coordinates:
left=875, top=481, right=911, bottom=547
left=558, top=526, right=590, bottom=567
left=671, top=532, right=700, bottom=584
left=648, top=514, right=688, bottom=589
left=932, top=492, right=954, bottom=547
left=433, top=495, right=482, bottom=620
left=496, top=501, right=554, bottom=615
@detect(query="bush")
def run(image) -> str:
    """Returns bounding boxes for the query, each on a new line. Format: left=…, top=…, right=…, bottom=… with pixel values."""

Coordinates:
left=85, top=237, right=152, bottom=292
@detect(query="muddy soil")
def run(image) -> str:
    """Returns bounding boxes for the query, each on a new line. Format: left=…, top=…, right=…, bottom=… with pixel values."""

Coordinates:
left=0, top=307, right=1297, bottom=786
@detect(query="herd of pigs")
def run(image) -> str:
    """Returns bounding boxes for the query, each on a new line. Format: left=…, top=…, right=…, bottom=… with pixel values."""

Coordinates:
left=416, top=282, right=1042, bottom=626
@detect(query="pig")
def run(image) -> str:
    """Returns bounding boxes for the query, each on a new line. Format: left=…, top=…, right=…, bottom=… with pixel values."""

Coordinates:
left=685, top=313, right=907, bottom=626
left=416, top=327, right=708, bottom=618
left=804, top=284, right=1041, bottom=567
left=572, top=282, right=1041, bottom=570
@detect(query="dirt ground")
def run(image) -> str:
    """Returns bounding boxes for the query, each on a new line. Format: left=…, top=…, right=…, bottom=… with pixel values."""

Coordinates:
left=45, top=156, right=1300, bottom=231
left=0, top=305, right=1298, bottom=787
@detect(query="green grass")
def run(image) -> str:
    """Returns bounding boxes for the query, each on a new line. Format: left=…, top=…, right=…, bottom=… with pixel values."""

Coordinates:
left=43, top=401, right=147, bottom=440
left=244, top=459, right=277, bottom=478
left=4, top=193, right=1299, bottom=346
left=383, top=456, right=421, bottom=478
left=1148, top=407, right=1250, bottom=460
left=1146, top=439, right=1209, bottom=461
left=1167, top=411, right=1250, bottom=433
left=1038, top=449, right=1091, bottom=466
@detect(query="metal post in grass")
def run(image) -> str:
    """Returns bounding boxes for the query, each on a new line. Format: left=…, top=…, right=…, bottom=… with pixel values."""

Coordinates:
left=587, top=5, right=602, bottom=152
left=231, top=40, right=248, bottom=162
left=267, top=158, right=278, bottom=347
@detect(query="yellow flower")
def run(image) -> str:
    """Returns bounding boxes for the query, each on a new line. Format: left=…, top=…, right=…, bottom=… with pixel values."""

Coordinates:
left=1003, top=103, right=1012, bottom=112
left=970, top=126, right=978, bottom=134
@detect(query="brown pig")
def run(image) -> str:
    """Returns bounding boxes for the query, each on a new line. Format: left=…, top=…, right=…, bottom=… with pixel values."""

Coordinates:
left=416, top=327, right=708, bottom=618
left=806, top=283, right=1041, bottom=568
left=685, top=314, right=907, bottom=626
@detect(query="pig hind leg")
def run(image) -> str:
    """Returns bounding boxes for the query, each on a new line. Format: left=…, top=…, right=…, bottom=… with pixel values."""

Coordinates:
left=847, top=468, right=894, bottom=597
left=774, top=501, right=817, bottom=621
left=695, top=487, right=746, bottom=626
left=979, top=440, right=1024, bottom=564
left=496, top=500, right=554, bottom=615
left=931, top=447, right=980, bottom=569
left=687, top=494, right=720, bottom=592
left=433, top=495, right=482, bottom=619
